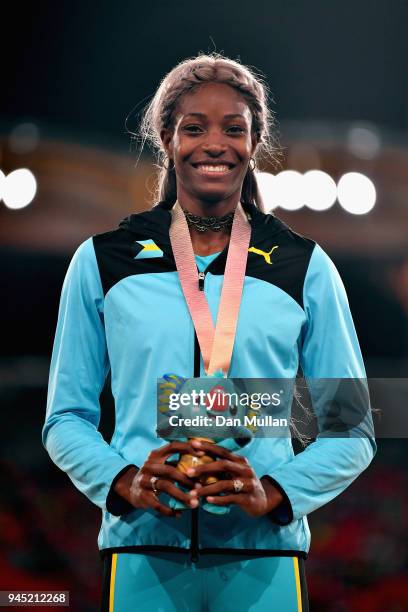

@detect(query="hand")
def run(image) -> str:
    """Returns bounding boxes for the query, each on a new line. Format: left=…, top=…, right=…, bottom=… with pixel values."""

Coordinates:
left=186, top=439, right=284, bottom=518
left=113, top=441, right=205, bottom=518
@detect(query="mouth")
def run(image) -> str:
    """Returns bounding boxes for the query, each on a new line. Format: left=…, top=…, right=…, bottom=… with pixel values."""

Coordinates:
left=191, top=162, right=236, bottom=177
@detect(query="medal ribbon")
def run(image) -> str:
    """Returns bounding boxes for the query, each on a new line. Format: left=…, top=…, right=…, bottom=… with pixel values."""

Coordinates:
left=169, top=200, right=251, bottom=377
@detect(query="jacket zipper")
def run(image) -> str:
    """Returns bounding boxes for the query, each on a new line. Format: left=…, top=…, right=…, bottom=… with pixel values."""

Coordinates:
left=190, top=264, right=207, bottom=563
left=198, top=271, right=206, bottom=291
left=190, top=329, right=201, bottom=563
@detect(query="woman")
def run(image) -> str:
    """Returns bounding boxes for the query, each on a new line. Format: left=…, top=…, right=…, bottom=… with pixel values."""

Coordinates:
left=42, top=53, right=376, bottom=611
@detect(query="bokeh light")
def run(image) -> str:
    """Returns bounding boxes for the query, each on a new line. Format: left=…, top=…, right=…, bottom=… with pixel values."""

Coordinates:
left=9, top=123, right=40, bottom=155
left=347, top=123, right=381, bottom=160
left=303, top=170, right=337, bottom=211
left=0, top=169, right=5, bottom=201
left=272, top=170, right=305, bottom=211
left=337, top=172, right=376, bottom=214
left=255, top=172, right=277, bottom=212
left=2, top=168, right=37, bottom=210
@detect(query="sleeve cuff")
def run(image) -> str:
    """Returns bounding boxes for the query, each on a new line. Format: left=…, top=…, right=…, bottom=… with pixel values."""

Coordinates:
left=261, top=475, right=294, bottom=526
left=106, top=464, right=139, bottom=516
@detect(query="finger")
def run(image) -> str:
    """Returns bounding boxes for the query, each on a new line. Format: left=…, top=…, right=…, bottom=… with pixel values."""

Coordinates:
left=148, top=442, right=196, bottom=462
left=147, top=492, right=182, bottom=517
left=190, top=440, right=242, bottom=461
left=191, top=442, right=251, bottom=468
left=153, top=441, right=206, bottom=459
left=164, top=454, right=205, bottom=471
left=157, top=479, right=199, bottom=508
left=205, top=494, right=246, bottom=506
left=156, top=463, right=199, bottom=487
left=195, top=480, right=234, bottom=497
left=186, top=459, right=251, bottom=479
left=146, top=464, right=196, bottom=488
left=195, top=480, right=248, bottom=497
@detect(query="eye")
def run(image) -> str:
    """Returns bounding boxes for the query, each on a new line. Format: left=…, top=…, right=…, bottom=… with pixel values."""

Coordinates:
left=227, top=125, right=246, bottom=134
left=183, top=124, right=204, bottom=134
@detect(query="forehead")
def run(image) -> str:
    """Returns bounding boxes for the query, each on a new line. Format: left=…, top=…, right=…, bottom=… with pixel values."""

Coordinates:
left=175, top=82, right=252, bottom=122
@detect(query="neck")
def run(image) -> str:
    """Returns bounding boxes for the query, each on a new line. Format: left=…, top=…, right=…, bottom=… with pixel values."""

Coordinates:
left=189, top=230, right=230, bottom=256
left=175, top=195, right=242, bottom=256
left=176, top=192, right=240, bottom=218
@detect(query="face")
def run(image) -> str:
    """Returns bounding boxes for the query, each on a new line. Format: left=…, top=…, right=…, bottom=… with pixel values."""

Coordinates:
left=161, top=82, right=258, bottom=205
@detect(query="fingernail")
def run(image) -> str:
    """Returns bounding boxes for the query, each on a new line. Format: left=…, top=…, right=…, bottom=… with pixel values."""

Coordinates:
left=191, top=440, right=202, bottom=447
left=207, top=497, right=214, bottom=502
left=194, top=483, right=202, bottom=489
left=190, top=499, right=198, bottom=507
left=189, top=490, right=197, bottom=496
left=186, top=469, right=195, bottom=476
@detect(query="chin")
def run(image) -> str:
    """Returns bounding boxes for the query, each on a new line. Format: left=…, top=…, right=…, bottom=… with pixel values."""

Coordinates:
left=191, top=188, right=235, bottom=204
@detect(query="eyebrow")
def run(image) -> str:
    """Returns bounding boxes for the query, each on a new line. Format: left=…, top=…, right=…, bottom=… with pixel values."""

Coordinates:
left=183, top=113, right=246, bottom=120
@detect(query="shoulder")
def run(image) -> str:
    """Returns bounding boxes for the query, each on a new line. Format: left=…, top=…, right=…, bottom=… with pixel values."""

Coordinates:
left=92, top=203, right=171, bottom=253
left=245, top=204, right=319, bottom=309
left=253, top=205, right=339, bottom=282
left=248, top=205, right=348, bottom=312
left=248, top=203, right=316, bottom=259
left=301, top=241, right=349, bottom=312
left=304, top=242, right=343, bottom=286
left=67, top=236, right=98, bottom=272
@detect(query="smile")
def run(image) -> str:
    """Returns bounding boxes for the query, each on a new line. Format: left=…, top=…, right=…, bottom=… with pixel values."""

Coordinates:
left=192, top=164, right=236, bottom=176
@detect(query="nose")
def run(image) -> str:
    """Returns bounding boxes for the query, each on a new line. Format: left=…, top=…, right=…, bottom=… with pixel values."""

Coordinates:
left=201, top=132, right=228, bottom=156
left=201, top=143, right=228, bottom=158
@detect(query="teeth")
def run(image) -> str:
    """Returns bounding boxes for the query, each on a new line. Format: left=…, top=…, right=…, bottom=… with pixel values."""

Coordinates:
left=197, top=165, right=230, bottom=172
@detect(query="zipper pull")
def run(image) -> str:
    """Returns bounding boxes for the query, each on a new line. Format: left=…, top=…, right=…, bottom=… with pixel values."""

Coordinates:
left=198, top=272, right=205, bottom=291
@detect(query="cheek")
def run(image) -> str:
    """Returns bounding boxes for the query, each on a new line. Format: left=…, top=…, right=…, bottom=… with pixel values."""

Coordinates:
left=243, top=135, right=255, bottom=156
left=172, top=133, right=193, bottom=157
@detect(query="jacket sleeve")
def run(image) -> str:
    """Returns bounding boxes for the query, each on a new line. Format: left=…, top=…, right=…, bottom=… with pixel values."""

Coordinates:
left=265, top=243, right=377, bottom=525
left=42, top=237, right=136, bottom=515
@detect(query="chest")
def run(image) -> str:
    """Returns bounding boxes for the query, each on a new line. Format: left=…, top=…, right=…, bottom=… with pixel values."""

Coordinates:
left=103, top=268, right=306, bottom=377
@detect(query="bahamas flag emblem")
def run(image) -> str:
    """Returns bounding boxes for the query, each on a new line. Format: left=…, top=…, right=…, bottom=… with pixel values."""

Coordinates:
left=134, top=239, right=164, bottom=259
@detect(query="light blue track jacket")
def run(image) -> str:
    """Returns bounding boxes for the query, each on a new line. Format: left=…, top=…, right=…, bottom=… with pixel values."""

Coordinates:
left=42, top=200, right=376, bottom=560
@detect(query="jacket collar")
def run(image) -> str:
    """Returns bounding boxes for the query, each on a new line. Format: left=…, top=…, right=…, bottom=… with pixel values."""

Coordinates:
left=119, top=201, right=290, bottom=274
left=119, top=200, right=288, bottom=248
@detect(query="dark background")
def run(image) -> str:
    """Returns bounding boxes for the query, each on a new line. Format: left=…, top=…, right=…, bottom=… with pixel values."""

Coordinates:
left=3, top=1, right=408, bottom=135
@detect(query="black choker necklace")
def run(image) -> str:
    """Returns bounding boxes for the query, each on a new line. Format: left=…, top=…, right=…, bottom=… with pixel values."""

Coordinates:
left=182, top=208, right=235, bottom=233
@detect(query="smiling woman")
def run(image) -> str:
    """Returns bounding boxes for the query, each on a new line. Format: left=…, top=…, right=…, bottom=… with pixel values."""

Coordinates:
left=141, top=60, right=280, bottom=190
left=43, top=52, right=376, bottom=612
left=138, top=54, right=281, bottom=256
left=161, top=83, right=257, bottom=210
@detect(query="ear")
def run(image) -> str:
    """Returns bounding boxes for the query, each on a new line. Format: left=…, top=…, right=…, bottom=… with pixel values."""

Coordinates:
left=250, top=131, right=259, bottom=157
left=160, top=128, right=173, bottom=159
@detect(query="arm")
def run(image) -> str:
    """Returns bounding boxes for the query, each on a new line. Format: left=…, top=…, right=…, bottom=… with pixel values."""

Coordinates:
left=264, top=243, right=377, bottom=525
left=42, top=237, right=136, bottom=515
